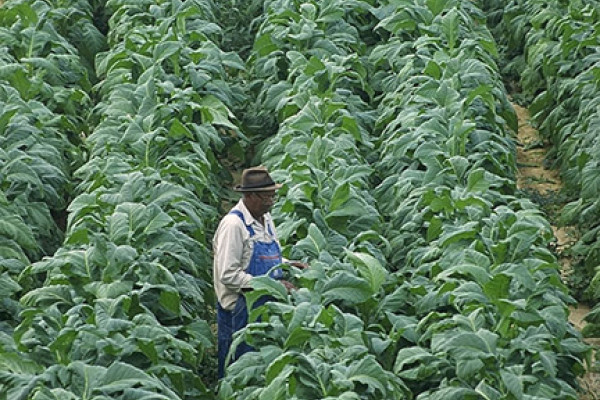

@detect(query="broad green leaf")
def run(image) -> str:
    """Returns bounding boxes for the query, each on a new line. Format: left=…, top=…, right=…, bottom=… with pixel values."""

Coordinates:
left=375, top=11, right=417, bottom=34
left=427, top=217, right=442, bottom=241
left=108, top=210, right=133, bottom=244
left=435, top=263, right=490, bottom=285
left=465, top=84, right=493, bottom=110
left=414, top=142, right=444, bottom=166
left=326, top=198, right=371, bottom=219
left=426, top=0, right=446, bottom=16
left=340, top=116, right=362, bottom=142
left=259, top=365, right=293, bottom=400
left=159, top=289, right=181, bottom=315
left=254, top=33, right=278, bottom=57
left=143, top=204, right=173, bottom=236
left=168, top=118, right=193, bottom=140
left=322, top=272, right=372, bottom=304
left=581, top=162, right=600, bottom=200
left=294, top=223, right=327, bottom=256
left=456, top=358, right=484, bottom=380
left=439, top=222, right=479, bottom=247
left=475, top=380, right=502, bottom=400
left=0, top=105, right=18, bottom=133
left=466, top=168, right=490, bottom=192
left=344, top=250, right=387, bottom=293
left=500, top=370, right=523, bottom=398
left=329, top=182, right=350, bottom=212
left=432, top=330, right=497, bottom=356
left=394, top=347, right=433, bottom=374
left=66, top=361, right=106, bottom=398
left=483, top=273, right=510, bottom=301
left=346, top=356, right=389, bottom=395
left=247, top=275, right=289, bottom=312
left=84, top=281, right=133, bottom=298
left=98, top=362, right=178, bottom=397
left=448, top=156, right=469, bottom=180
left=0, top=371, right=41, bottom=400
left=48, top=328, right=77, bottom=361
left=153, top=41, right=180, bottom=62
left=428, top=192, right=452, bottom=213
left=284, top=326, right=313, bottom=349
left=441, top=8, right=459, bottom=50
left=435, top=80, right=460, bottom=107
left=20, top=285, right=74, bottom=308
left=197, top=95, right=237, bottom=130
left=0, top=352, right=42, bottom=374
left=305, top=56, right=325, bottom=76
left=537, top=351, right=557, bottom=377
left=265, top=352, right=297, bottom=383
left=137, top=339, right=159, bottom=364
left=424, top=60, right=442, bottom=79
left=0, top=272, right=22, bottom=297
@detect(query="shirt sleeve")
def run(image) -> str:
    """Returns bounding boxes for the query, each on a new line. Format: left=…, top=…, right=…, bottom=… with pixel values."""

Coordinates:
left=215, top=215, right=253, bottom=291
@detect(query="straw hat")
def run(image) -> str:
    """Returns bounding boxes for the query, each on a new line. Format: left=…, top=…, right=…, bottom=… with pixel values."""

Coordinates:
left=233, top=166, right=282, bottom=192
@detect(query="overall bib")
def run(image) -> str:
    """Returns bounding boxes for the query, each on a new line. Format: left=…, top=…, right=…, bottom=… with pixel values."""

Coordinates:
left=217, top=210, right=283, bottom=378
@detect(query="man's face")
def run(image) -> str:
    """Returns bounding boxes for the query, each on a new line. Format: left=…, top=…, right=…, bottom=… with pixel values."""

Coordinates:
left=252, top=191, right=277, bottom=215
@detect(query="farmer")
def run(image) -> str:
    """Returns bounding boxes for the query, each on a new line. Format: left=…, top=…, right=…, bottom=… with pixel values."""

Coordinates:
left=213, top=166, right=306, bottom=379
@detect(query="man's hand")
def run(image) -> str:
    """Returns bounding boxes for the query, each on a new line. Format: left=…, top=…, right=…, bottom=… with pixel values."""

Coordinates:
left=288, top=260, right=309, bottom=269
left=280, top=279, right=296, bottom=291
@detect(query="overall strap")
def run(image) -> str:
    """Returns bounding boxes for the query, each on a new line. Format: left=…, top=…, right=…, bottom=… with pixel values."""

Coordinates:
left=229, top=210, right=255, bottom=236
left=230, top=210, right=275, bottom=237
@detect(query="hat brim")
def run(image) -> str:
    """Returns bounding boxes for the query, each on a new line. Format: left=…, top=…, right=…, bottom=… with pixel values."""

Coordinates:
left=233, top=183, right=282, bottom=192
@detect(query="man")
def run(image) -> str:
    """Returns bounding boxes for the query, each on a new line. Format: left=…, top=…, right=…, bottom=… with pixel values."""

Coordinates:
left=213, top=166, right=305, bottom=379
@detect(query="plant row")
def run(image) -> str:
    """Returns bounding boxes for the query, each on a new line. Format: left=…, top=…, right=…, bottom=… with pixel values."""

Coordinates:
left=1, top=0, right=245, bottom=398
left=0, top=0, right=103, bottom=336
left=483, top=0, right=600, bottom=339
left=219, top=0, right=590, bottom=399
left=369, top=0, right=587, bottom=398
left=219, top=0, right=400, bottom=398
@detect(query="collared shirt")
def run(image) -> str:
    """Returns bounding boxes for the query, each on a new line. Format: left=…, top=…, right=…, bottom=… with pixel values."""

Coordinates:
left=212, top=199, right=281, bottom=310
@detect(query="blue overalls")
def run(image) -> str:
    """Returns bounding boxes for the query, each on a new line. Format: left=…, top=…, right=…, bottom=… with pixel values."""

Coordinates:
left=217, top=210, right=283, bottom=379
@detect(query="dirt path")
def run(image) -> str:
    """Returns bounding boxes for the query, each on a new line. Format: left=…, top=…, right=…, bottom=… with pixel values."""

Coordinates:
left=514, top=103, right=600, bottom=399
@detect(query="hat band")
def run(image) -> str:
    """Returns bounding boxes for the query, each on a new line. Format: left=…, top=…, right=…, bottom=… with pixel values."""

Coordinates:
left=240, top=180, right=276, bottom=190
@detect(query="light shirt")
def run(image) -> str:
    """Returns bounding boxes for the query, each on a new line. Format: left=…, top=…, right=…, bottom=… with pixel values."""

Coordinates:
left=212, top=199, right=281, bottom=310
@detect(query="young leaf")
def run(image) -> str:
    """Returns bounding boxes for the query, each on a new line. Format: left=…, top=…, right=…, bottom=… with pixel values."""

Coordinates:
left=322, top=272, right=372, bottom=305
left=344, top=250, right=387, bottom=294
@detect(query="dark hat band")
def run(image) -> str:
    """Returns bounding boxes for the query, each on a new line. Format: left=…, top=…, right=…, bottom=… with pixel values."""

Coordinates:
left=239, top=180, right=276, bottom=190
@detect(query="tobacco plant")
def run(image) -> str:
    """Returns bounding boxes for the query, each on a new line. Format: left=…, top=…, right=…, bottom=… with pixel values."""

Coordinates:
left=1, top=0, right=243, bottom=398
left=0, top=0, right=103, bottom=335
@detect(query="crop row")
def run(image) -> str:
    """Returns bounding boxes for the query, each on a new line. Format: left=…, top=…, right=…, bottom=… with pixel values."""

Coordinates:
left=484, top=0, right=600, bottom=341
left=218, top=0, right=589, bottom=399
left=0, top=0, right=102, bottom=334
left=369, top=1, right=586, bottom=398
left=1, top=0, right=242, bottom=398
left=218, top=1, right=399, bottom=398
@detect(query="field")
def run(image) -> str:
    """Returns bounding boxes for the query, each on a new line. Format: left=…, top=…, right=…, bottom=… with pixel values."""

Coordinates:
left=1, top=0, right=600, bottom=399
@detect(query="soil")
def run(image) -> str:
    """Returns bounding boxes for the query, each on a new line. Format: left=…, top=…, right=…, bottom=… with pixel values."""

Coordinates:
left=513, top=103, right=600, bottom=399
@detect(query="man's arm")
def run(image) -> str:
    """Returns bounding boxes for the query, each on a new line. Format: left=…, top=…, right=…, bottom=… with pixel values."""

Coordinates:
left=215, top=216, right=253, bottom=292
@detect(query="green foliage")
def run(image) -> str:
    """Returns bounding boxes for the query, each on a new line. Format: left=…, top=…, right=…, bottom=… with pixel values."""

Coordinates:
left=486, top=0, right=600, bottom=332
left=1, top=0, right=594, bottom=398
left=1, top=0, right=105, bottom=331
left=1, top=0, right=245, bottom=397
left=218, top=0, right=589, bottom=399
left=242, top=0, right=375, bottom=140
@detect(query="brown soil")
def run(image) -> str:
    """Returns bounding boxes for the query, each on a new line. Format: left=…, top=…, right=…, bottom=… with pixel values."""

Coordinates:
left=514, top=103, right=600, bottom=399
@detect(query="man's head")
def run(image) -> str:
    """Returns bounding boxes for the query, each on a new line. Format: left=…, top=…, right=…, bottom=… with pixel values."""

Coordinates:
left=235, top=166, right=281, bottom=217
